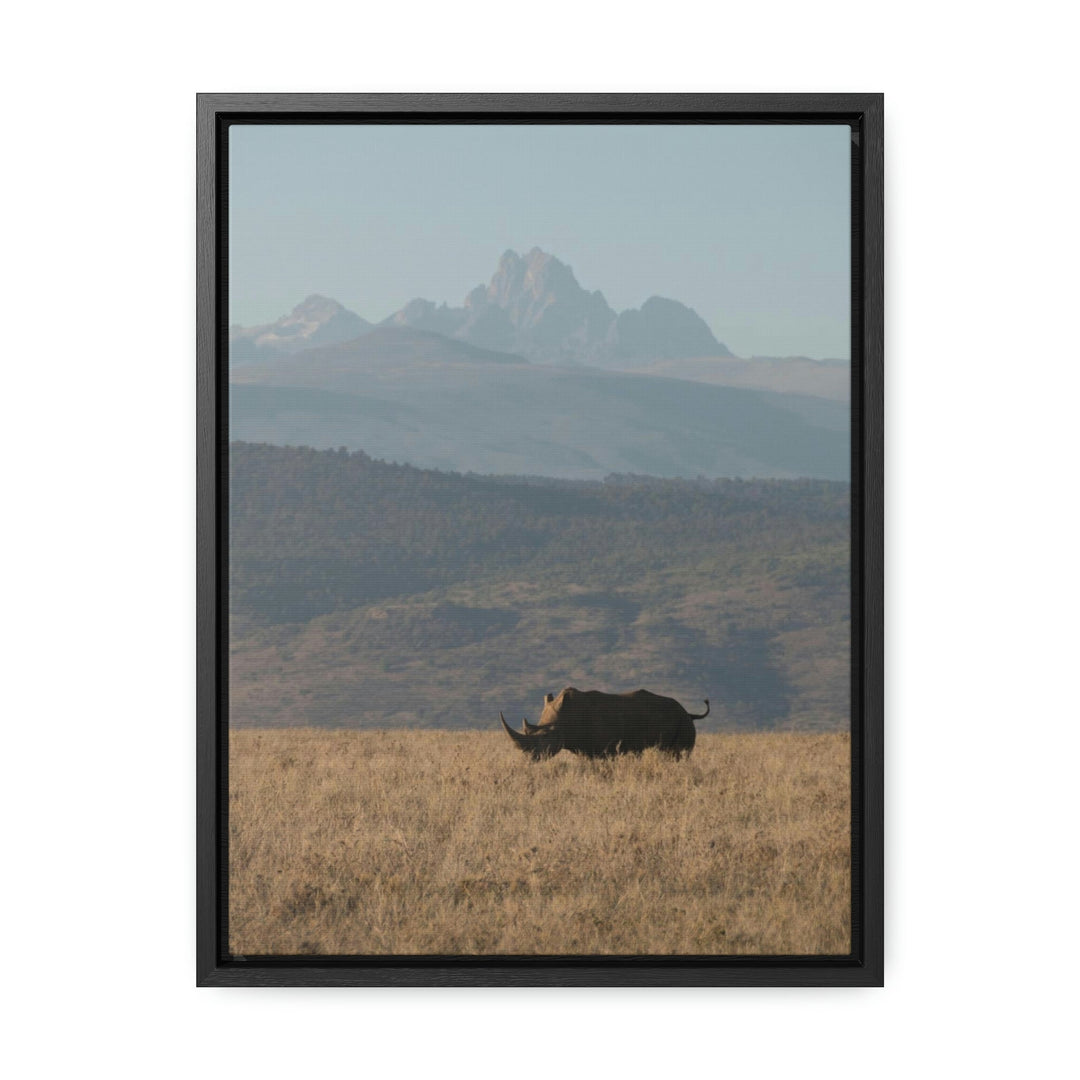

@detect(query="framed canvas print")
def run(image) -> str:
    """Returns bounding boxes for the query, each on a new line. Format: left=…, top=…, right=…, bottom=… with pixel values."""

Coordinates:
left=197, top=93, right=883, bottom=986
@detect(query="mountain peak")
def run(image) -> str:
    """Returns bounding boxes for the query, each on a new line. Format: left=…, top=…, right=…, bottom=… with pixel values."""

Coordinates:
left=230, top=295, right=372, bottom=363
left=471, top=247, right=611, bottom=356
left=491, top=247, right=577, bottom=291
left=608, top=295, right=733, bottom=361
left=289, top=294, right=348, bottom=322
left=377, top=248, right=733, bottom=365
left=524, top=245, right=557, bottom=266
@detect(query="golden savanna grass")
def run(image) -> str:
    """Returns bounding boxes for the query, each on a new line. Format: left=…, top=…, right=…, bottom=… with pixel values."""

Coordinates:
left=229, top=729, right=850, bottom=956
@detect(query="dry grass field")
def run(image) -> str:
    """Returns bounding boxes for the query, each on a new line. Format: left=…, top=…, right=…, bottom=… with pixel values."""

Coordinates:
left=229, top=729, right=850, bottom=956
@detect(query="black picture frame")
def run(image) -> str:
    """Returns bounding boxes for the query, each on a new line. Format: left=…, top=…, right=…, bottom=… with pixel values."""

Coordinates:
left=197, top=92, right=883, bottom=987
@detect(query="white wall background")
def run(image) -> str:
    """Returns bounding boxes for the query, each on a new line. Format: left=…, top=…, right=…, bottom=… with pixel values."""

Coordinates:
left=4, top=2, right=1076, bottom=1076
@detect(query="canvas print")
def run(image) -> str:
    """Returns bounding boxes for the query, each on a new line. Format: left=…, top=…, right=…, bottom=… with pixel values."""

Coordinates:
left=226, top=122, right=852, bottom=956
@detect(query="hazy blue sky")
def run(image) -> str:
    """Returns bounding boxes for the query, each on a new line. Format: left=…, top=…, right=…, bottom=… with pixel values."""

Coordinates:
left=229, top=124, right=850, bottom=359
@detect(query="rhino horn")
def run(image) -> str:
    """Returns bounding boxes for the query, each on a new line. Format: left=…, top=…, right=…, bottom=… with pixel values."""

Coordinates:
left=501, top=713, right=531, bottom=750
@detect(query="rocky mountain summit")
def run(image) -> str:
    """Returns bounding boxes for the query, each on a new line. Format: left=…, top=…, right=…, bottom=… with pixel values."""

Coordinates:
left=387, top=248, right=733, bottom=365
left=230, top=249, right=733, bottom=367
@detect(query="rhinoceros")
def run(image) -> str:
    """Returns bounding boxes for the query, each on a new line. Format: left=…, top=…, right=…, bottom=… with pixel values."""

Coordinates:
left=500, top=687, right=709, bottom=759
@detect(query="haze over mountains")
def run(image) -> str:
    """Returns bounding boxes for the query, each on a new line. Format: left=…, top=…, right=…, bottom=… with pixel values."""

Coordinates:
left=229, top=248, right=849, bottom=481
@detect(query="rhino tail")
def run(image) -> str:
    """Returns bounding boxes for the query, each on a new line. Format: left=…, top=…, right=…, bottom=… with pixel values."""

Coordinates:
left=687, top=698, right=710, bottom=720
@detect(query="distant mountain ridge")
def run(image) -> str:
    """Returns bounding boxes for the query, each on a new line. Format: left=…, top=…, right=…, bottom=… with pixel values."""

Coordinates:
left=228, top=249, right=848, bottom=481
left=230, top=248, right=733, bottom=366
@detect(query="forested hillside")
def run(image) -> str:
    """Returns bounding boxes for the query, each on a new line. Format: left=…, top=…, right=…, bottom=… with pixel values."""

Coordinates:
left=229, top=443, right=851, bottom=731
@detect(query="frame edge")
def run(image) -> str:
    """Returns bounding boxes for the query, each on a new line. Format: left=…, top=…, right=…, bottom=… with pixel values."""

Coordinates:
left=196, top=94, right=221, bottom=986
left=194, top=92, right=885, bottom=987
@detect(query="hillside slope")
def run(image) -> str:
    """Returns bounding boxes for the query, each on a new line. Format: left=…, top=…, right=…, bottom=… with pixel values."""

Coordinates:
left=229, top=444, right=851, bottom=730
